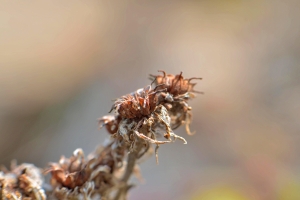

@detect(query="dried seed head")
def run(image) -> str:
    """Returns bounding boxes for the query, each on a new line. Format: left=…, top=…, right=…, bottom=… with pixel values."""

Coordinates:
left=110, top=85, right=159, bottom=119
left=148, top=70, right=203, bottom=136
left=150, top=70, right=202, bottom=96
left=46, top=143, right=127, bottom=199
left=0, top=163, right=46, bottom=200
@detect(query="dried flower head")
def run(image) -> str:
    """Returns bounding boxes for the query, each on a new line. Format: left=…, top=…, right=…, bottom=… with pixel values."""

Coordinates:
left=0, top=162, right=46, bottom=200
left=150, top=70, right=203, bottom=96
left=149, top=70, right=203, bottom=135
left=46, top=143, right=130, bottom=199
left=109, top=85, right=165, bottom=119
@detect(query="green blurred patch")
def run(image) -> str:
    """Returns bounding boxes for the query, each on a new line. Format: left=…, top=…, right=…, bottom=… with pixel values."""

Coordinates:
left=190, top=186, right=249, bottom=200
left=278, top=181, right=300, bottom=200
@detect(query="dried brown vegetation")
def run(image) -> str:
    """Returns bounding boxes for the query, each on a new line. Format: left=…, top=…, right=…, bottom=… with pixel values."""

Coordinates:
left=0, top=71, right=201, bottom=200
left=0, top=162, right=46, bottom=200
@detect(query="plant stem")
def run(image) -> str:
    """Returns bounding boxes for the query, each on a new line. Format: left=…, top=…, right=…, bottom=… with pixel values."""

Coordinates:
left=113, top=140, right=143, bottom=200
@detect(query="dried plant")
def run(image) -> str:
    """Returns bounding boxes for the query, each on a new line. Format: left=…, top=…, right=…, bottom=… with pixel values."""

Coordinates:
left=149, top=70, right=203, bottom=135
left=0, top=161, right=46, bottom=200
left=0, top=70, right=202, bottom=200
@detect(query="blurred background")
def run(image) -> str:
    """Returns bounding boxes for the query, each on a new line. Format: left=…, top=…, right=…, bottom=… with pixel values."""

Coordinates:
left=1, top=1, right=300, bottom=199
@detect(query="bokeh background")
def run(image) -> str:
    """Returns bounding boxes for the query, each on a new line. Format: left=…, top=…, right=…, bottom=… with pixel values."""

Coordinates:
left=1, top=1, right=300, bottom=199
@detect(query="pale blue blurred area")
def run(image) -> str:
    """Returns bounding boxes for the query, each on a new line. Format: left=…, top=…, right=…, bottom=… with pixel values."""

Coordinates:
left=1, top=0, right=300, bottom=199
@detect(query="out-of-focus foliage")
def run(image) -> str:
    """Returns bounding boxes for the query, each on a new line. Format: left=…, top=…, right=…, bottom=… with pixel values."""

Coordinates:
left=191, top=186, right=249, bottom=200
left=278, top=181, right=300, bottom=200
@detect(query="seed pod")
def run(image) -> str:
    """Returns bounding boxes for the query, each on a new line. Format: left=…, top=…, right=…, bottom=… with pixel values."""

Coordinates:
left=150, top=70, right=202, bottom=96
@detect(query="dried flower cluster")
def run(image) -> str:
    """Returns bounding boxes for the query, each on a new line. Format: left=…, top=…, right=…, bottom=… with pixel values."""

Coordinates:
left=0, top=70, right=201, bottom=200
left=101, top=70, right=202, bottom=154
left=0, top=161, right=46, bottom=200
left=45, top=146, right=120, bottom=199
left=149, top=71, right=203, bottom=135
left=98, top=70, right=201, bottom=198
